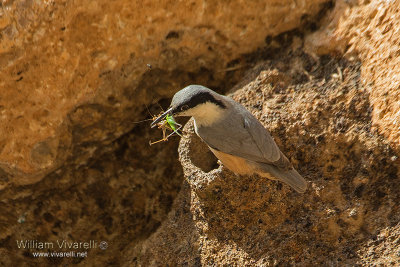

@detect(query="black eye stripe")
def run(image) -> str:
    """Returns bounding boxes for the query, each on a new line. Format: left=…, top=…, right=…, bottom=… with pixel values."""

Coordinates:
left=180, top=92, right=226, bottom=110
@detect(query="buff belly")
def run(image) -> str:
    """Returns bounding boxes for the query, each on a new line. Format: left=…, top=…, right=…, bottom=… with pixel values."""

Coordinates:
left=209, top=147, right=275, bottom=181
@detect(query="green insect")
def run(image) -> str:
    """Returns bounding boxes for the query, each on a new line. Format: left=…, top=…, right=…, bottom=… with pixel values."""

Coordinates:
left=131, top=104, right=183, bottom=145
left=149, top=113, right=182, bottom=145
left=165, top=114, right=182, bottom=137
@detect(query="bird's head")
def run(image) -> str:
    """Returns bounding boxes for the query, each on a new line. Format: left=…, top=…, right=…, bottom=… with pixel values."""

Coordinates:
left=151, top=85, right=227, bottom=128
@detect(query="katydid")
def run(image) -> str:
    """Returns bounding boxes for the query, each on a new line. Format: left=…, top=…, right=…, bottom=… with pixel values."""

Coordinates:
left=131, top=104, right=183, bottom=145
left=149, top=114, right=182, bottom=145
left=165, top=114, right=182, bottom=137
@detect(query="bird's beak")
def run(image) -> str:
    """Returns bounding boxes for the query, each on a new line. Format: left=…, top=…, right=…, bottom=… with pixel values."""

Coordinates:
left=150, top=107, right=173, bottom=128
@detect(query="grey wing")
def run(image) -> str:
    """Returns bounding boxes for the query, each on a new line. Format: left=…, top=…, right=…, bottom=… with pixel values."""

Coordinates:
left=198, top=112, right=282, bottom=164
left=242, top=115, right=281, bottom=162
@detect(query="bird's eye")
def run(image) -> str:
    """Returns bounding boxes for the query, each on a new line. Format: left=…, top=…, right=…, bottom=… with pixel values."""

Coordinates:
left=180, top=105, right=189, bottom=111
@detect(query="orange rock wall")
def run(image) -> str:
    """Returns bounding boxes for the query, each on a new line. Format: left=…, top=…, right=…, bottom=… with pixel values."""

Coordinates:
left=306, top=0, right=400, bottom=152
left=0, top=0, right=327, bottom=185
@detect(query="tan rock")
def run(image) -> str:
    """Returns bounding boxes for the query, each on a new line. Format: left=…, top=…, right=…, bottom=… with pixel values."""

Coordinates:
left=4, top=0, right=400, bottom=265
left=305, top=0, right=400, bottom=152
left=130, top=53, right=400, bottom=266
left=0, top=0, right=327, bottom=186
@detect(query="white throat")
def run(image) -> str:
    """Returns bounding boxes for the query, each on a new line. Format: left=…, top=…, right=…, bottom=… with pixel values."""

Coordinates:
left=186, top=102, right=225, bottom=127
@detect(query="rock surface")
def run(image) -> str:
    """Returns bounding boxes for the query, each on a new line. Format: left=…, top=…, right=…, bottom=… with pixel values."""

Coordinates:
left=0, top=0, right=327, bottom=186
left=0, top=122, right=184, bottom=266
left=131, top=51, right=400, bottom=266
left=1, top=0, right=400, bottom=266
left=0, top=0, right=330, bottom=266
left=305, top=0, right=400, bottom=152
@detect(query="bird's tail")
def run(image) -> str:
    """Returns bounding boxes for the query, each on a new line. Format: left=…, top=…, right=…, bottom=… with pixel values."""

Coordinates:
left=255, top=163, right=307, bottom=193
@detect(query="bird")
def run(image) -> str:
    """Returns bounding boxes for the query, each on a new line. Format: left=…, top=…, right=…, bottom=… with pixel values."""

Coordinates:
left=151, top=85, right=307, bottom=193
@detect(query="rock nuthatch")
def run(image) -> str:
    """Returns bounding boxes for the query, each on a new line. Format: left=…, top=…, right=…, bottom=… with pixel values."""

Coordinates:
left=151, top=85, right=307, bottom=193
